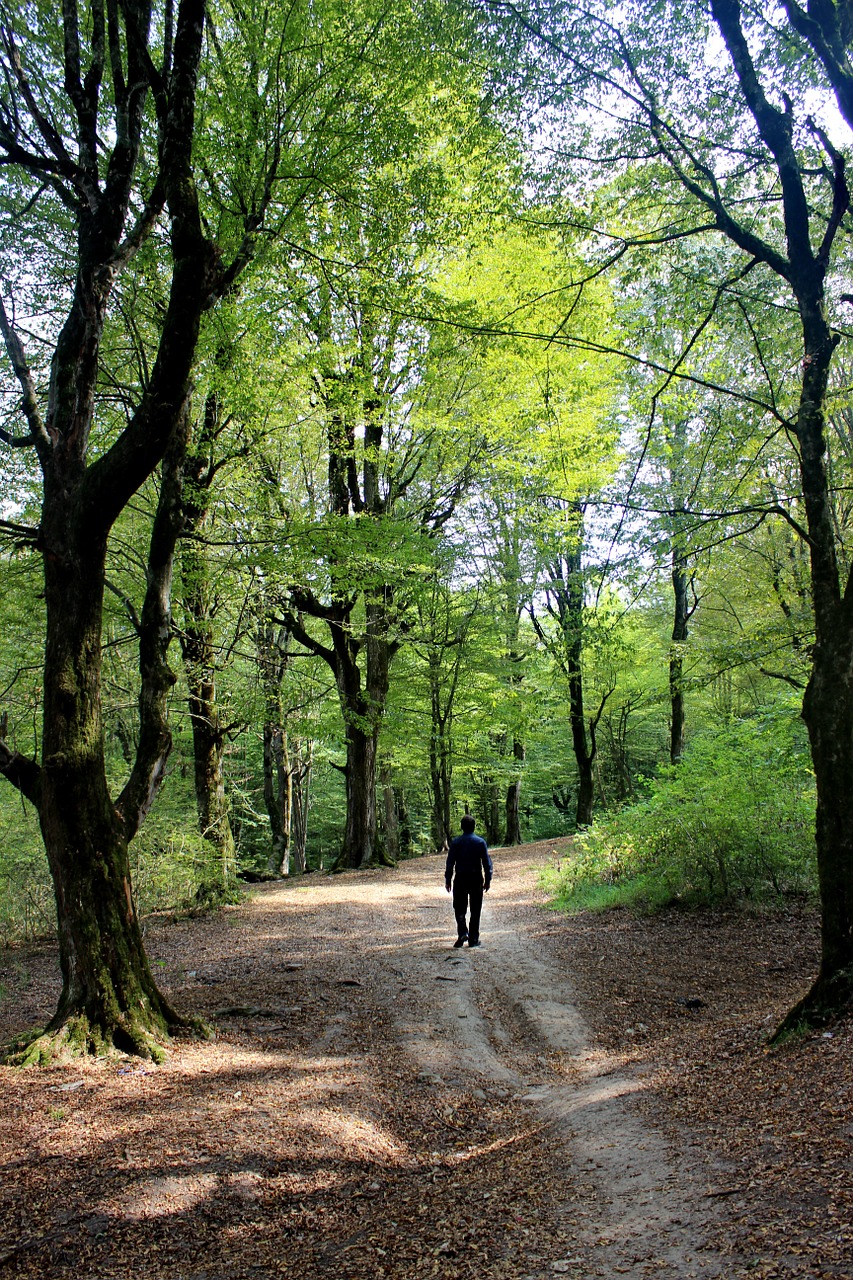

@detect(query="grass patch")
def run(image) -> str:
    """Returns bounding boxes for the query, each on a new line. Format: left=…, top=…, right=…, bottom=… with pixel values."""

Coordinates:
left=544, top=867, right=685, bottom=915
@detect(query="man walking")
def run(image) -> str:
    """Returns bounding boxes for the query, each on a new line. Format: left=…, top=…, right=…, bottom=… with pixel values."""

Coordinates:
left=445, top=815, right=492, bottom=948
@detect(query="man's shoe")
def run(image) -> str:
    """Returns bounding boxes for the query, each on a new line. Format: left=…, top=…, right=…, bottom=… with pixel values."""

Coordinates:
left=468, top=939, right=481, bottom=947
left=453, top=936, right=467, bottom=948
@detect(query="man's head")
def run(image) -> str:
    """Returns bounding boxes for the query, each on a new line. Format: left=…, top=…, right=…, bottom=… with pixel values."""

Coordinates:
left=461, top=815, right=476, bottom=834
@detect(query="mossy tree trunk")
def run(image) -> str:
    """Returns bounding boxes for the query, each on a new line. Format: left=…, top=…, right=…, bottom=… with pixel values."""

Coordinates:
left=0, top=0, right=276, bottom=1057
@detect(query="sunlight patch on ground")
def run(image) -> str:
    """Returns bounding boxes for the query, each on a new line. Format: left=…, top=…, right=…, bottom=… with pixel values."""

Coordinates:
left=289, top=1104, right=409, bottom=1162
left=110, top=1171, right=218, bottom=1220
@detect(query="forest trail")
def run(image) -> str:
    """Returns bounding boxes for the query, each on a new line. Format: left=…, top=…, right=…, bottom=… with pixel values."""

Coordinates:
left=0, top=838, right=849, bottom=1279
left=355, top=846, right=733, bottom=1277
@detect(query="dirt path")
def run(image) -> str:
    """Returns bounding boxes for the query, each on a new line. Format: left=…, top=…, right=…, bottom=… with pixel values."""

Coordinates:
left=360, top=847, right=734, bottom=1278
left=0, top=840, right=849, bottom=1279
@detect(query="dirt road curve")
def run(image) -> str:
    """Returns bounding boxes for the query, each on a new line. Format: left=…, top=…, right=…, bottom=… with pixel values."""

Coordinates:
left=1, top=842, right=743, bottom=1279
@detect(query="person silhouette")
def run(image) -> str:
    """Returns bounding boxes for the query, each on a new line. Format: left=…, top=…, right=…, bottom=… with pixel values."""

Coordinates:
left=444, top=815, right=492, bottom=948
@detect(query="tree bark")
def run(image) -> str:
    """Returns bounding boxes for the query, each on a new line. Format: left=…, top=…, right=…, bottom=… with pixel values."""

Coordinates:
left=428, top=650, right=453, bottom=850
left=503, top=739, right=525, bottom=845
left=669, top=552, right=688, bottom=765
left=706, top=0, right=853, bottom=1033
left=777, top=333, right=853, bottom=1033
left=562, top=526, right=597, bottom=827
left=290, top=744, right=312, bottom=874
left=180, top=390, right=237, bottom=891
left=379, top=761, right=400, bottom=861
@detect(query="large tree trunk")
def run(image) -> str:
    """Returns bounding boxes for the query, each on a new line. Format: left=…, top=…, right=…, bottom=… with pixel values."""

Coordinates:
left=775, top=329, right=853, bottom=1034
left=22, top=420, right=197, bottom=1061
left=341, top=720, right=381, bottom=868
left=0, top=0, right=237, bottom=1059
left=37, top=532, right=180, bottom=1060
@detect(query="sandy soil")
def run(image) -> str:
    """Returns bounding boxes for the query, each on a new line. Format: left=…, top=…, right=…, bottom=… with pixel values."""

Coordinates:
left=0, top=838, right=850, bottom=1279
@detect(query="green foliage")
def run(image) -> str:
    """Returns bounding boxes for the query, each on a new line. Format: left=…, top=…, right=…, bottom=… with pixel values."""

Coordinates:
left=0, top=802, right=52, bottom=945
left=130, top=816, right=235, bottom=916
left=546, top=711, right=816, bottom=912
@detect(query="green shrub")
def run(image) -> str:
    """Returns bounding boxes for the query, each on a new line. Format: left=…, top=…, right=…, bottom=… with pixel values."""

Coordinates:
left=546, top=711, right=816, bottom=912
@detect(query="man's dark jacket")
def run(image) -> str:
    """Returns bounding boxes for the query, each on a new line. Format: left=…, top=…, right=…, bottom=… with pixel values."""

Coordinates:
left=445, top=832, right=492, bottom=889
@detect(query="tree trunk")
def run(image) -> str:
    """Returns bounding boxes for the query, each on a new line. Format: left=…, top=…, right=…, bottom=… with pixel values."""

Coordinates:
left=572, top=719, right=596, bottom=828
left=180, top=390, right=237, bottom=891
left=428, top=652, right=453, bottom=850
left=478, top=775, right=502, bottom=847
left=380, top=761, right=400, bottom=861
left=564, top=535, right=597, bottom=828
left=290, top=744, right=312, bottom=874
left=184, top=679, right=237, bottom=888
left=774, top=332, right=853, bottom=1035
left=263, top=720, right=291, bottom=876
left=32, top=477, right=189, bottom=1061
left=341, top=720, right=381, bottom=868
left=666, top=413, right=691, bottom=765
left=503, top=739, right=525, bottom=845
left=670, top=553, right=688, bottom=765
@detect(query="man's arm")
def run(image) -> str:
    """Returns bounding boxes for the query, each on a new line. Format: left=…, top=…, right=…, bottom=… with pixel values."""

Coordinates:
left=482, top=841, right=493, bottom=890
left=445, top=844, right=455, bottom=891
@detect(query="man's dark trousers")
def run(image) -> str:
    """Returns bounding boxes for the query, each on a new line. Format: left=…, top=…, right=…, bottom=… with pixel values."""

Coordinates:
left=453, top=880, right=484, bottom=944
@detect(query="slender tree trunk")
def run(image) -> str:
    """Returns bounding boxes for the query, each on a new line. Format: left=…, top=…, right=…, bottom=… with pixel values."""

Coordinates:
left=280, top=736, right=293, bottom=874
left=502, top=548, right=525, bottom=847
left=503, top=739, right=525, bottom=845
left=571, top=712, right=596, bottom=828
left=564, top=536, right=597, bottom=828
left=263, top=721, right=290, bottom=875
left=670, top=552, right=688, bottom=765
left=180, top=390, right=237, bottom=890
left=428, top=652, right=453, bottom=849
left=290, top=745, right=312, bottom=874
left=668, top=415, right=691, bottom=766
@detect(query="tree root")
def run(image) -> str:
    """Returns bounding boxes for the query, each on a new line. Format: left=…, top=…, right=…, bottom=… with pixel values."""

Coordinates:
left=2, top=1009, right=211, bottom=1067
left=770, top=965, right=853, bottom=1047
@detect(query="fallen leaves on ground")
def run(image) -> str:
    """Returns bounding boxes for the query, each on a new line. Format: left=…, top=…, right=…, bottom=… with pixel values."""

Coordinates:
left=0, top=841, right=850, bottom=1279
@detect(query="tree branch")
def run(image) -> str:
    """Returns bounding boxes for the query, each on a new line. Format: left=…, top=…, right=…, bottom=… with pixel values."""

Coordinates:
left=0, top=293, right=50, bottom=456
left=0, top=735, right=41, bottom=806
